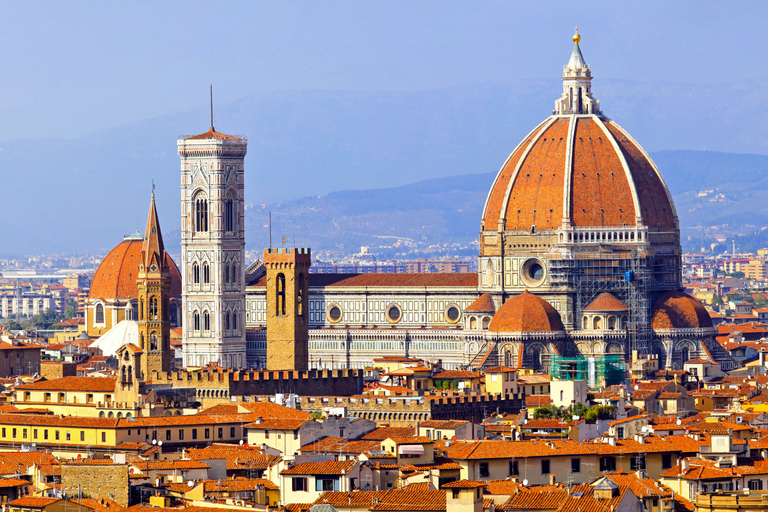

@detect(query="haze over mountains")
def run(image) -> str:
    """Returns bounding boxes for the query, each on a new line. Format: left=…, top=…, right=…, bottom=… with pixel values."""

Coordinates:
left=3, top=77, right=768, bottom=255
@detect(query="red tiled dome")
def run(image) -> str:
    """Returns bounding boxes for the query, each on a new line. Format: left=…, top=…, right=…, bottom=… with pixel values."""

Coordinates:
left=583, top=292, right=629, bottom=312
left=464, top=293, right=496, bottom=313
left=651, top=291, right=713, bottom=330
left=482, top=116, right=676, bottom=231
left=89, top=239, right=181, bottom=300
left=488, top=291, right=564, bottom=333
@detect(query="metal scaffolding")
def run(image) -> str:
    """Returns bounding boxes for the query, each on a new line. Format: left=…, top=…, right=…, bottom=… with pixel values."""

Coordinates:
left=550, top=354, right=626, bottom=387
left=548, top=248, right=655, bottom=355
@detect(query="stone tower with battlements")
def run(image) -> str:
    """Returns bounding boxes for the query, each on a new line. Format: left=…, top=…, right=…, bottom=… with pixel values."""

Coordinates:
left=178, top=127, right=248, bottom=368
left=136, top=191, right=173, bottom=378
left=264, top=247, right=311, bottom=371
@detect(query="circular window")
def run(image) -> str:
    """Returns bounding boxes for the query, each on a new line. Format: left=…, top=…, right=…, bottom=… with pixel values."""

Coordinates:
left=327, top=305, right=342, bottom=323
left=520, top=258, right=546, bottom=287
left=445, top=305, right=461, bottom=323
left=386, top=305, right=402, bottom=323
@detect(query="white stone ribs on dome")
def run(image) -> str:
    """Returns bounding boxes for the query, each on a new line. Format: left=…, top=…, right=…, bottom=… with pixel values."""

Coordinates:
left=593, top=116, right=643, bottom=227
left=607, top=121, right=679, bottom=228
left=560, top=114, right=578, bottom=227
left=496, top=116, right=557, bottom=232
left=480, top=118, right=551, bottom=231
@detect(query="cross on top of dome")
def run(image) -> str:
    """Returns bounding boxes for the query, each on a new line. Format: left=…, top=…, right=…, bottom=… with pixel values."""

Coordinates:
left=554, top=28, right=601, bottom=115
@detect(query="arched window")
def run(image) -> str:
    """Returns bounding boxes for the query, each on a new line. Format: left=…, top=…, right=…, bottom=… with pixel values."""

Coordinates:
left=149, top=297, right=158, bottom=320
left=224, top=262, right=230, bottom=283
left=276, top=273, right=286, bottom=316
left=95, top=303, right=104, bottom=324
left=297, top=273, right=305, bottom=316
left=482, top=316, right=490, bottom=329
left=193, top=262, right=200, bottom=284
left=193, top=311, right=200, bottom=332
left=203, top=311, right=210, bottom=332
left=469, top=317, right=477, bottom=329
left=608, top=316, right=616, bottom=330
left=233, top=312, right=238, bottom=331
left=203, top=262, right=210, bottom=284
left=593, top=316, right=602, bottom=330
left=225, top=196, right=234, bottom=232
left=150, top=333, right=158, bottom=351
left=232, top=264, right=238, bottom=284
left=169, top=302, right=178, bottom=325
left=195, top=194, right=208, bottom=232
left=225, top=312, right=231, bottom=331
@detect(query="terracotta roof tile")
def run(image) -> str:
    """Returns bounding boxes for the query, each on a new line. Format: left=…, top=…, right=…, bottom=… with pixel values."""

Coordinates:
left=583, top=292, right=629, bottom=312
left=464, top=294, right=496, bottom=313
left=489, top=292, right=564, bottom=333
left=88, top=240, right=181, bottom=300
left=363, top=427, right=416, bottom=440
left=282, top=460, right=357, bottom=475
left=17, top=376, right=116, bottom=392
left=652, top=291, right=713, bottom=330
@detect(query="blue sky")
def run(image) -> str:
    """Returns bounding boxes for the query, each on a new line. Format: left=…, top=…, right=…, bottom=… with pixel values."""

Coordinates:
left=0, top=1, right=765, bottom=141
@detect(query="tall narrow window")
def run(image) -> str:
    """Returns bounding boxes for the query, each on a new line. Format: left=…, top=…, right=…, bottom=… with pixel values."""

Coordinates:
left=232, top=312, right=238, bottom=331
left=232, top=264, right=238, bottom=284
left=95, top=303, right=104, bottom=324
left=225, top=312, right=231, bottom=331
left=195, top=196, right=208, bottom=232
left=193, top=312, right=200, bottom=332
left=203, top=262, right=210, bottom=284
left=225, top=196, right=234, bottom=232
left=276, top=273, right=286, bottom=316
left=297, top=273, right=305, bottom=316
left=224, top=263, right=230, bottom=283
left=203, top=311, right=210, bottom=332
left=193, top=263, right=200, bottom=284
left=150, top=333, right=158, bottom=351
left=149, top=297, right=158, bottom=320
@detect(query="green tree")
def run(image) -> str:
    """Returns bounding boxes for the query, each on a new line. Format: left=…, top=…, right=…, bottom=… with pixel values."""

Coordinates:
left=30, top=309, right=62, bottom=330
left=710, top=296, right=723, bottom=306
left=2, top=320, right=22, bottom=331
left=64, top=299, right=78, bottom=320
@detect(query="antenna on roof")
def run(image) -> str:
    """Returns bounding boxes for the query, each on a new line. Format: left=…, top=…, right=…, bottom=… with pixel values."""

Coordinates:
left=210, top=84, right=214, bottom=131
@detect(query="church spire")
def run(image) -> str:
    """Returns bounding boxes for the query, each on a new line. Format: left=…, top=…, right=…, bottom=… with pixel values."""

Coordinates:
left=142, top=185, right=165, bottom=270
left=554, top=28, right=601, bottom=115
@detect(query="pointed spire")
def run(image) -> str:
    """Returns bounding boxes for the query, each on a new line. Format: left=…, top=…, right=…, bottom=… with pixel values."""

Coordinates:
left=143, top=185, right=165, bottom=270
left=567, top=27, right=588, bottom=70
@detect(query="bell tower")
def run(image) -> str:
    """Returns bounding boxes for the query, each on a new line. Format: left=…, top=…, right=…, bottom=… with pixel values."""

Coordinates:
left=264, top=247, right=310, bottom=371
left=178, top=125, right=248, bottom=368
left=136, top=190, right=172, bottom=379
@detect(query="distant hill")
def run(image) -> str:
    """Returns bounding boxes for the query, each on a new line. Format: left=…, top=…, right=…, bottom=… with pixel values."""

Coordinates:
left=215, top=149, right=768, bottom=259
left=3, top=77, right=768, bottom=253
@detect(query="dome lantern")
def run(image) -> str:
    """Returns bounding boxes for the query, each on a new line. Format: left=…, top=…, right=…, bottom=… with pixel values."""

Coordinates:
left=555, top=28, right=600, bottom=115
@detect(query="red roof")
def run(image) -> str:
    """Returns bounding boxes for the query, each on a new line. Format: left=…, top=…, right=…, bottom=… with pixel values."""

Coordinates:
left=464, top=294, right=496, bottom=313
left=652, top=291, right=713, bottom=329
left=489, top=292, right=563, bottom=333
left=88, top=239, right=181, bottom=300
left=583, top=292, right=629, bottom=312
left=482, top=117, right=675, bottom=231
left=184, top=128, right=242, bottom=141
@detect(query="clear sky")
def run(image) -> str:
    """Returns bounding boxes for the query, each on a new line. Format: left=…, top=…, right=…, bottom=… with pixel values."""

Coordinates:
left=0, top=1, right=765, bottom=141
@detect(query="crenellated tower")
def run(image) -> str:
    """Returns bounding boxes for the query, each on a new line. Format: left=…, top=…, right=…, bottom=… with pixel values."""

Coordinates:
left=178, top=126, right=248, bottom=368
left=136, top=190, right=173, bottom=379
left=264, top=247, right=311, bottom=371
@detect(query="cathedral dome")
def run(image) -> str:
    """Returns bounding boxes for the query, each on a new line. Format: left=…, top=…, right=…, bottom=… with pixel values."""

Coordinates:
left=651, top=291, right=713, bottom=330
left=488, top=291, right=564, bottom=333
left=89, top=237, right=182, bottom=300
left=481, top=32, right=677, bottom=233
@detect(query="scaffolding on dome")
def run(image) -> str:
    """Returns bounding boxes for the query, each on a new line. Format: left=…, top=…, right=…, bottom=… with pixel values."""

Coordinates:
left=547, top=247, right=659, bottom=356
left=550, top=354, right=626, bottom=388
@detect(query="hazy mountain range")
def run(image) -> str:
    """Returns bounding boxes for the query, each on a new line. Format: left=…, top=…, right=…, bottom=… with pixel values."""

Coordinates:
left=3, top=76, right=768, bottom=255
